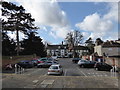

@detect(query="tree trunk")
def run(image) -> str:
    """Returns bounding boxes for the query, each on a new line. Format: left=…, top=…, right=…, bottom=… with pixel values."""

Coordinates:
left=16, top=29, right=20, bottom=56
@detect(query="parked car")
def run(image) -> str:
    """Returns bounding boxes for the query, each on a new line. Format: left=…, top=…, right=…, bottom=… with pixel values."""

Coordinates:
left=37, top=61, right=59, bottom=68
left=4, top=64, right=13, bottom=70
left=17, top=60, right=34, bottom=68
left=94, top=62, right=113, bottom=71
left=78, top=60, right=96, bottom=68
left=72, top=58, right=81, bottom=63
left=48, top=64, right=63, bottom=75
left=37, top=58, right=48, bottom=64
left=31, top=59, right=38, bottom=66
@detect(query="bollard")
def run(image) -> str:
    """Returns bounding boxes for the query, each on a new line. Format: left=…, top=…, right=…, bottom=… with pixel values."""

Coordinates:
left=15, top=64, right=25, bottom=74
left=15, top=64, right=17, bottom=74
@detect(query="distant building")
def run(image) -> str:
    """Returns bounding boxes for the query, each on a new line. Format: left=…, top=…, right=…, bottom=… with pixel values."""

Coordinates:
left=46, top=43, right=89, bottom=58
left=94, top=40, right=120, bottom=68
left=94, top=40, right=120, bottom=57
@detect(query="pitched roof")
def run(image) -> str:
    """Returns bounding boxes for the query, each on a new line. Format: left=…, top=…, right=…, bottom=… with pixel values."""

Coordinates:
left=102, top=41, right=120, bottom=47
left=47, top=44, right=89, bottom=50
left=46, top=44, right=68, bottom=49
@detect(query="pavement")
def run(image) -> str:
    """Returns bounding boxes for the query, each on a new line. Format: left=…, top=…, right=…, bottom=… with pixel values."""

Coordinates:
left=1, top=58, right=119, bottom=89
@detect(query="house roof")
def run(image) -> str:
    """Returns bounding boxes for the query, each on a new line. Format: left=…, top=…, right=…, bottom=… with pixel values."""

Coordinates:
left=47, top=44, right=89, bottom=50
left=102, top=41, right=120, bottom=47
left=74, top=46, right=89, bottom=50
left=46, top=44, right=68, bottom=49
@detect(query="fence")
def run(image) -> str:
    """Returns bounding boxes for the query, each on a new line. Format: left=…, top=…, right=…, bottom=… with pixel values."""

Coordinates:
left=110, top=66, right=118, bottom=77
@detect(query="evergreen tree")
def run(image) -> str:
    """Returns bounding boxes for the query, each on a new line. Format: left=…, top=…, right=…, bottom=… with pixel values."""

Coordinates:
left=20, top=32, right=47, bottom=57
left=2, top=32, right=16, bottom=56
left=2, top=1, right=38, bottom=55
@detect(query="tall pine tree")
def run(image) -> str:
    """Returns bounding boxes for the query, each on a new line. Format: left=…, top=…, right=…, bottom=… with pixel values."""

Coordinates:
left=2, top=1, right=38, bottom=55
left=20, top=32, right=47, bottom=57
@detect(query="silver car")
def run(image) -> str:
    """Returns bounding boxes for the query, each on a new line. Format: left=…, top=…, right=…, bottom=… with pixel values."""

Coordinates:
left=77, top=60, right=88, bottom=65
left=48, top=64, right=63, bottom=75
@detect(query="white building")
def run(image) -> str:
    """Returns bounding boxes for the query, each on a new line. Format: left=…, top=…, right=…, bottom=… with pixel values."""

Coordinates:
left=46, top=44, right=89, bottom=58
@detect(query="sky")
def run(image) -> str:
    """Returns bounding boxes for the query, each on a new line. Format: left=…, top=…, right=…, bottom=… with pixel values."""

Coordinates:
left=4, top=0, right=119, bottom=44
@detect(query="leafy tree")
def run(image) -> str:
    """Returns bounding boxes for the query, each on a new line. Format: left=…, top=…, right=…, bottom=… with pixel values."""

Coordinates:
left=2, top=32, right=16, bottom=56
left=2, top=1, right=38, bottom=55
left=73, top=30, right=83, bottom=46
left=65, top=30, right=83, bottom=57
left=65, top=30, right=83, bottom=47
left=20, top=32, right=47, bottom=57
left=65, top=32, right=74, bottom=51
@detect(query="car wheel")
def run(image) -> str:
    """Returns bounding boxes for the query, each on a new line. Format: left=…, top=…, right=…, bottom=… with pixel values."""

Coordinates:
left=81, top=65, right=84, bottom=68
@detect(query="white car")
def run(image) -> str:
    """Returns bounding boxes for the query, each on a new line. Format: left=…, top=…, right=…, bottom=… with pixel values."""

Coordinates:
left=48, top=64, right=63, bottom=75
left=77, top=60, right=88, bottom=65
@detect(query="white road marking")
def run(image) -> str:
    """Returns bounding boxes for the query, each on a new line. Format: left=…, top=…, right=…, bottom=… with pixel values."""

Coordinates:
left=41, top=80, right=54, bottom=84
left=64, top=69, right=67, bottom=76
left=88, top=73, right=90, bottom=74
left=44, top=74, right=47, bottom=76
left=80, top=71, right=87, bottom=77
left=33, top=80, right=39, bottom=83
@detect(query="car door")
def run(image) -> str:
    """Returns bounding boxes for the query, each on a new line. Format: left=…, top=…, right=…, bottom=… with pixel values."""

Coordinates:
left=104, top=63, right=112, bottom=70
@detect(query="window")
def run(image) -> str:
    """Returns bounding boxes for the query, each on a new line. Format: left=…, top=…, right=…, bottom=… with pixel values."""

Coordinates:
left=50, top=66, right=58, bottom=69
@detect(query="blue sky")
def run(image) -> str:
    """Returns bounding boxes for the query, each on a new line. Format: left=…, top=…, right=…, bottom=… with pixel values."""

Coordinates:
left=6, top=0, right=119, bottom=44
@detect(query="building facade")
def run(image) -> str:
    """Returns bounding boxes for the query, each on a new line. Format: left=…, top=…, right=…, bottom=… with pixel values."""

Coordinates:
left=46, top=44, right=89, bottom=58
left=94, top=40, right=120, bottom=67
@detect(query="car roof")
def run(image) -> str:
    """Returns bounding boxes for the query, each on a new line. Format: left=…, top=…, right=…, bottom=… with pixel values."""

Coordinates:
left=50, top=64, right=60, bottom=66
left=20, top=60, right=30, bottom=62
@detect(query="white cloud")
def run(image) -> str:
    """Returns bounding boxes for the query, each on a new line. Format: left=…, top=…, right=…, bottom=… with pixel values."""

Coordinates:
left=103, top=2, right=118, bottom=22
left=76, top=13, right=113, bottom=32
left=50, top=26, right=70, bottom=39
left=86, top=0, right=119, bottom=2
left=8, top=0, right=70, bottom=40
left=82, top=32, right=90, bottom=40
left=76, top=2, right=118, bottom=40
left=7, top=31, right=25, bottom=41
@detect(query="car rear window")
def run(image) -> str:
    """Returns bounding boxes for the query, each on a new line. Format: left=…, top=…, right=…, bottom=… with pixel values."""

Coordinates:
left=50, top=66, right=58, bottom=69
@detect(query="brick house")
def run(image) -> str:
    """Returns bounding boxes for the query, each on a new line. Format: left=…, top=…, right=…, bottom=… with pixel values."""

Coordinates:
left=94, top=40, right=120, bottom=68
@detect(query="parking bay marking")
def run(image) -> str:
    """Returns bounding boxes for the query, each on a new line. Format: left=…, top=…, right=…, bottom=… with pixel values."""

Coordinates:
left=33, top=80, right=39, bottom=83
left=80, top=71, right=87, bottom=77
left=41, top=80, right=54, bottom=84
left=64, top=69, right=67, bottom=76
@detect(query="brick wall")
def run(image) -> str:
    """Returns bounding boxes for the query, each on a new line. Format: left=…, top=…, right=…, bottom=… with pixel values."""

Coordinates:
left=105, top=57, right=119, bottom=68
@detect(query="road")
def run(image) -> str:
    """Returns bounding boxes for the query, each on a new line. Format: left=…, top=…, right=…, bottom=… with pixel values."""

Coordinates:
left=11, top=58, right=118, bottom=77
left=2, top=58, right=119, bottom=89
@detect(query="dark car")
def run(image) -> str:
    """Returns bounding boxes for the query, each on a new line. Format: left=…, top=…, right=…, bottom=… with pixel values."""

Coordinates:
left=72, top=58, right=81, bottom=63
left=94, top=62, right=113, bottom=71
left=37, top=61, right=59, bottom=68
left=31, top=59, right=38, bottom=66
left=17, top=60, right=34, bottom=68
left=78, top=60, right=96, bottom=68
